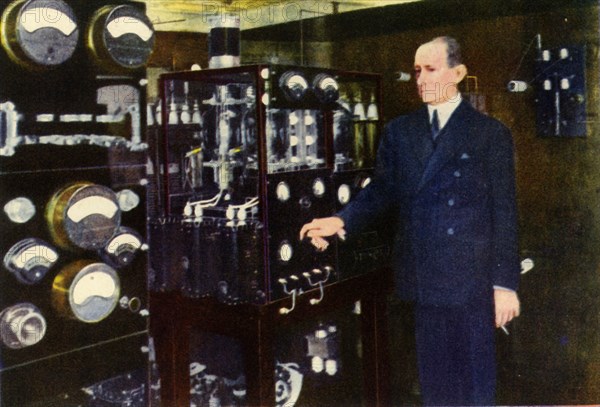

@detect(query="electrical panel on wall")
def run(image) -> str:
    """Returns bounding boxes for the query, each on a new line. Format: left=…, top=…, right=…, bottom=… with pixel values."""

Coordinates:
left=0, top=0, right=155, bottom=405
left=149, top=65, right=390, bottom=308
left=535, top=45, right=586, bottom=137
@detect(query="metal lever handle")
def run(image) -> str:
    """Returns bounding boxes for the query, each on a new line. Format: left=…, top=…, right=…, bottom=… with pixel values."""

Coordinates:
left=279, top=289, right=297, bottom=315
left=309, top=281, right=325, bottom=305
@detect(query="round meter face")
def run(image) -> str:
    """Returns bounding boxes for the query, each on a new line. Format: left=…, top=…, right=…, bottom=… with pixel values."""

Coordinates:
left=313, top=73, right=340, bottom=103
left=46, top=183, right=121, bottom=251
left=278, top=241, right=293, bottom=263
left=91, top=5, right=155, bottom=70
left=70, top=264, right=119, bottom=322
left=337, top=184, right=351, bottom=205
left=1, top=0, right=79, bottom=68
left=101, top=226, right=143, bottom=268
left=53, top=261, right=120, bottom=323
left=312, top=178, right=326, bottom=198
left=4, top=238, right=58, bottom=284
left=279, top=71, right=309, bottom=101
left=276, top=182, right=291, bottom=202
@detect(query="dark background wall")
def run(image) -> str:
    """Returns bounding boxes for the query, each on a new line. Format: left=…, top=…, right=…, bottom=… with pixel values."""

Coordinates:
left=330, top=3, right=600, bottom=404
left=243, top=0, right=600, bottom=405
left=149, top=0, right=600, bottom=403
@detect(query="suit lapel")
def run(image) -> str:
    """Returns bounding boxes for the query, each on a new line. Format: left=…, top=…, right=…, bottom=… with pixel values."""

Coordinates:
left=417, top=101, right=472, bottom=191
left=408, top=107, right=434, bottom=167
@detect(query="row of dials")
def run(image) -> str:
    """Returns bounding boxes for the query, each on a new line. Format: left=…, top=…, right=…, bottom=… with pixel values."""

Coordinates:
left=274, top=175, right=372, bottom=206
left=0, top=182, right=146, bottom=350
left=0, top=0, right=155, bottom=72
left=275, top=70, right=341, bottom=104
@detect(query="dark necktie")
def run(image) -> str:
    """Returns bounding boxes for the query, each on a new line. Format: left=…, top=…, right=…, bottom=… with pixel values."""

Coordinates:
left=431, top=109, right=440, bottom=141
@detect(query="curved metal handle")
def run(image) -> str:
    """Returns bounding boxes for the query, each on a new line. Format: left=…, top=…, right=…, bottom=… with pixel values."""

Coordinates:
left=279, top=289, right=297, bottom=315
left=309, top=281, right=325, bottom=305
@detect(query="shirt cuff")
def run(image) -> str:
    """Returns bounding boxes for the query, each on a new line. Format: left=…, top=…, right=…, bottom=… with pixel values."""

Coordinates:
left=493, top=285, right=515, bottom=292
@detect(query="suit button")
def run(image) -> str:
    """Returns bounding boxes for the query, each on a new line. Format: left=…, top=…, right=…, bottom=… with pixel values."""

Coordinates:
left=447, top=228, right=455, bottom=235
left=448, top=199, right=455, bottom=206
left=454, top=170, right=461, bottom=177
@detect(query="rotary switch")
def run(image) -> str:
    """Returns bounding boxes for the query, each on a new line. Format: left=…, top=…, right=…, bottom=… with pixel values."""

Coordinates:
left=0, top=303, right=47, bottom=349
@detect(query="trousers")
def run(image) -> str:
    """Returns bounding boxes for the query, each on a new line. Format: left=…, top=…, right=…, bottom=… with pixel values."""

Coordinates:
left=414, top=299, right=496, bottom=406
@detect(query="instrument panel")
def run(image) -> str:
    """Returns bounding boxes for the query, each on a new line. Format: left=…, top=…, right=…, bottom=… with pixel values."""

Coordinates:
left=0, top=0, right=154, bottom=404
left=150, top=65, right=389, bottom=308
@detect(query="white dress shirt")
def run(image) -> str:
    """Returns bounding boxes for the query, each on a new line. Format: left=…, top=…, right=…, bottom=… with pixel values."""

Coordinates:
left=427, top=94, right=463, bottom=132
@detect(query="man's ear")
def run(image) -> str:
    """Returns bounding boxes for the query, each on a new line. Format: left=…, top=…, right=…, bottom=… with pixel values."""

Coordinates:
left=454, top=64, right=467, bottom=83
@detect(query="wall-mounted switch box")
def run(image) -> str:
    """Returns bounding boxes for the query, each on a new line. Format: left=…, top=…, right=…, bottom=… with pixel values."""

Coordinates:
left=535, top=45, right=586, bottom=137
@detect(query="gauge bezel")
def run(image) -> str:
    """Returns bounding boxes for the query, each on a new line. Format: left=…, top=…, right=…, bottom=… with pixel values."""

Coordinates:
left=0, top=0, right=79, bottom=70
left=52, top=260, right=121, bottom=323
left=86, top=4, right=155, bottom=72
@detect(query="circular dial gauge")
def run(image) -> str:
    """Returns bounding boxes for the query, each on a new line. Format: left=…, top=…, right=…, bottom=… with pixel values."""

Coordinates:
left=4, top=238, right=58, bottom=284
left=337, top=184, right=351, bottom=205
left=276, top=181, right=291, bottom=202
left=313, top=73, right=340, bottom=103
left=101, top=226, right=143, bottom=269
left=52, top=260, right=120, bottom=323
left=46, top=182, right=121, bottom=251
left=1, top=0, right=79, bottom=69
left=87, top=4, right=155, bottom=71
left=312, top=178, right=326, bottom=198
left=279, top=71, right=309, bottom=101
left=278, top=241, right=293, bottom=263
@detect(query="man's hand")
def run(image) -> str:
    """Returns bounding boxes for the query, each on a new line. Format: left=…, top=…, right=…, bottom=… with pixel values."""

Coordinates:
left=299, top=217, right=346, bottom=251
left=494, top=289, right=520, bottom=328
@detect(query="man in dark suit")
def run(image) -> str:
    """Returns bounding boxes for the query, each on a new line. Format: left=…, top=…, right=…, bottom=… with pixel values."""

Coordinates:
left=300, top=36, right=521, bottom=406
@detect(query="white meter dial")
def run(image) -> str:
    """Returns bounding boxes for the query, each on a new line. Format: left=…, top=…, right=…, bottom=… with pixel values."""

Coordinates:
left=278, top=241, right=293, bottom=262
left=276, top=181, right=291, bottom=202
left=359, top=176, right=372, bottom=188
left=312, top=178, right=326, bottom=198
left=337, top=184, right=351, bottom=205
left=52, top=261, right=120, bottom=323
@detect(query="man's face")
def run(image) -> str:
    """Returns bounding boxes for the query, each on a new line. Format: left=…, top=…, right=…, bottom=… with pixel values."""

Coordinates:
left=414, top=42, right=465, bottom=105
